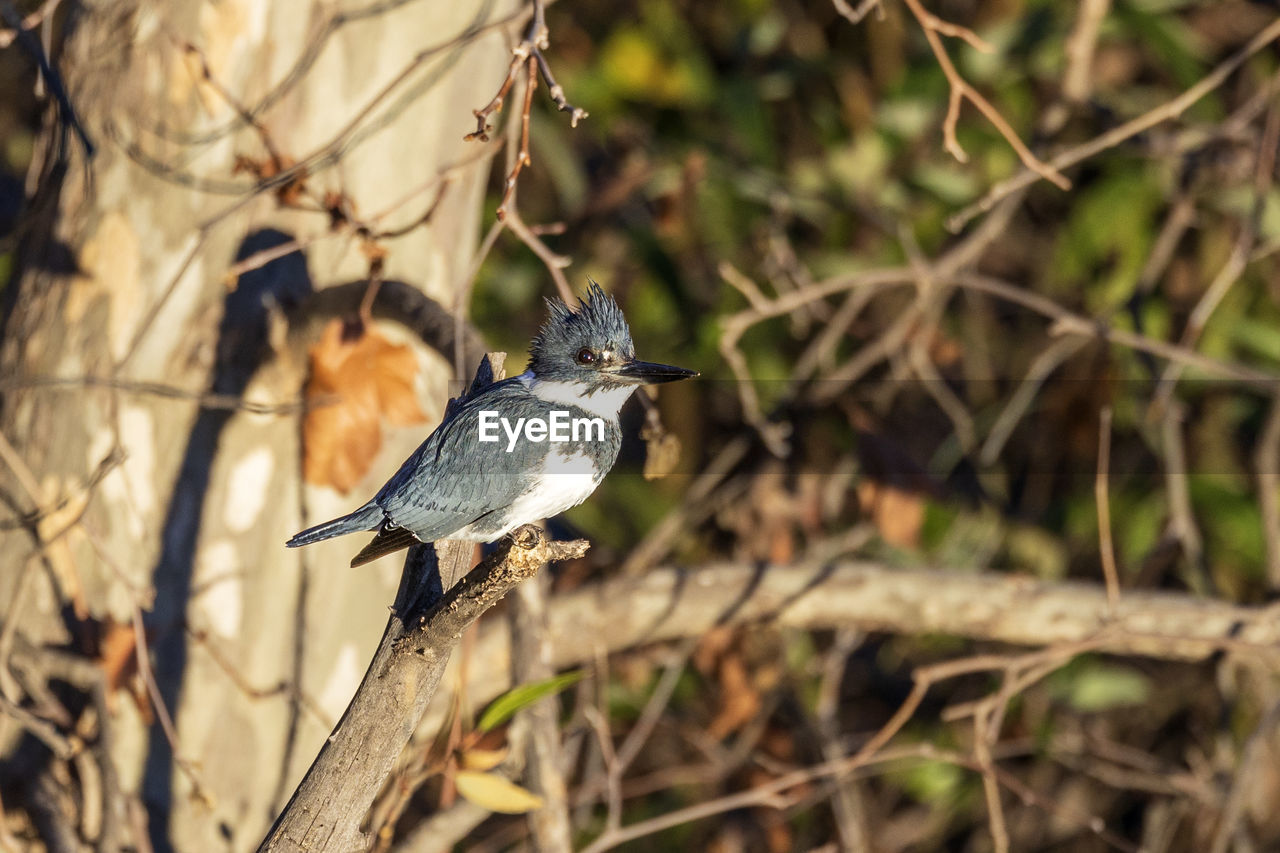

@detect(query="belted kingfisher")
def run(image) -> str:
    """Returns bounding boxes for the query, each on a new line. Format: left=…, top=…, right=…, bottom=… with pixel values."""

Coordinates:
left=286, top=282, right=698, bottom=566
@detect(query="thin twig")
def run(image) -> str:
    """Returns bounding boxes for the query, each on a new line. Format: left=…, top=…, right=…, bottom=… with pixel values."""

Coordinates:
left=0, top=691, right=77, bottom=758
left=1096, top=406, right=1120, bottom=611
left=979, top=335, right=1088, bottom=465
left=1159, top=400, right=1207, bottom=594
left=948, top=16, right=1280, bottom=231
left=1151, top=92, right=1280, bottom=414
left=831, top=0, right=883, bottom=25
left=1256, top=395, right=1280, bottom=590
left=186, top=626, right=334, bottom=732
left=465, top=0, right=588, bottom=223
left=582, top=706, right=623, bottom=836
left=0, top=375, right=317, bottom=414
left=497, top=60, right=538, bottom=221
left=0, top=0, right=59, bottom=48
left=86, top=524, right=215, bottom=805
left=953, top=272, right=1277, bottom=391
left=503, top=202, right=575, bottom=303
left=814, top=628, right=872, bottom=853
left=178, top=38, right=286, bottom=169
left=972, top=710, right=1010, bottom=853
left=1061, top=0, right=1110, bottom=105
left=580, top=735, right=1130, bottom=853
left=896, top=0, right=1069, bottom=190
left=575, top=639, right=697, bottom=811
left=1208, top=699, right=1280, bottom=853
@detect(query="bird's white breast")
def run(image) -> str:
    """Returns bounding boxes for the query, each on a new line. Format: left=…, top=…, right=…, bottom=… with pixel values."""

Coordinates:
left=483, top=448, right=603, bottom=539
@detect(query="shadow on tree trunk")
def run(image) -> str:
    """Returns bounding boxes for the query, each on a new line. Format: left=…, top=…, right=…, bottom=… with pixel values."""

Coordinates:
left=142, top=229, right=313, bottom=850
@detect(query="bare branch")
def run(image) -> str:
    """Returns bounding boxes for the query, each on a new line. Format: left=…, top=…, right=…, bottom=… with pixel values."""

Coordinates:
left=948, top=16, right=1280, bottom=231
left=831, top=0, right=883, bottom=26
left=419, top=557, right=1280, bottom=749
left=1256, top=395, right=1280, bottom=590
left=260, top=527, right=588, bottom=852
left=1096, top=406, right=1121, bottom=611
left=466, top=0, right=588, bottom=223
left=885, top=0, right=1070, bottom=189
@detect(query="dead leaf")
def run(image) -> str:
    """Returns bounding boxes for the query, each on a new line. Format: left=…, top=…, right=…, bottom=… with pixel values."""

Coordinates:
left=707, top=650, right=761, bottom=739
left=696, top=627, right=762, bottom=739
left=641, top=421, right=682, bottom=480
left=276, top=164, right=309, bottom=207
left=928, top=330, right=963, bottom=367
left=459, top=747, right=508, bottom=771
left=454, top=770, right=544, bottom=814
left=693, top=625, right=735, bottom=673
left=95, top=618, right=152, bottom=723
left=230, top=153, right=307, bottom=206
left=303, top=320, right=428, bottom=493
left=857, top=479, right=924, bottom=549
left=359, top=240, right=388, bottom=265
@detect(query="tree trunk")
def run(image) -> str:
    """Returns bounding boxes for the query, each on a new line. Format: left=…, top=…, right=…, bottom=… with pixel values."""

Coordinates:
left=0, top=1, right=516, bottom=850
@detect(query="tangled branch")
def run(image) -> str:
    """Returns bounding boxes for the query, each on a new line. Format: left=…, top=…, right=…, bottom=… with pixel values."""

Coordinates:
left=465, top=0, right=588, bottom=220
left=836, top=0, right=1070, bottom=192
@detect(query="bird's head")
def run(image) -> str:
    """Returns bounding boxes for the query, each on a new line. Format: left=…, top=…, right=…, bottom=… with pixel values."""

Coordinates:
left=526, top=281, right=698, bottom=391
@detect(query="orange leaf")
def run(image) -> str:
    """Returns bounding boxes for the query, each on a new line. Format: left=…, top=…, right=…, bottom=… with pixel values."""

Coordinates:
left=359, top=240, right=388, bottom=264
left=857, top=480, right=925, bottom=549
left=95, top=618, right=152, bottom=723
left=303, top=320, right=428, bottom=493
left=707, top=651, right=761, bottom=739
left=98, top=618, right=137, bottom=697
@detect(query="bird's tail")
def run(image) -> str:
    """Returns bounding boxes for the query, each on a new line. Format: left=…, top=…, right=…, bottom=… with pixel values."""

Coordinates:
left=286, top=502, right=382, bottom=548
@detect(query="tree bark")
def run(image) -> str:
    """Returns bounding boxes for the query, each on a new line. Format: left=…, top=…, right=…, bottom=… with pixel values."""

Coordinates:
left=508, top=572, right=574, bottom=853
left=414, top=560, right=1280, bottom=739
left=260, top=526, right=589, bottom=852
left=0, top=1, right=517, bottom=850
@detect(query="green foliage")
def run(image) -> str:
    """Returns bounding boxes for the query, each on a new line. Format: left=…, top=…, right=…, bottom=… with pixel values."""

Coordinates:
left=468, top=0, right=1280, bottom=840
left=1050, top=166, right=1164, bottom=310
left=1049, top=658, right=1152, bottom=713
left=892, top=757, right=968, bottom=806
left=476, top=671, right=585, bottom=733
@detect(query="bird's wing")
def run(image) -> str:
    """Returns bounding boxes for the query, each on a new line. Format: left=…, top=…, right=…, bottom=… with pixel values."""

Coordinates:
left=375, top=379, right=543, bottom=541
left=349, top=525, right=421, bottom=567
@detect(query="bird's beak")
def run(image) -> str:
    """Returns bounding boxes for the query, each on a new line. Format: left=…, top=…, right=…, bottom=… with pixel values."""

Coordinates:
left=613, top=359, right=699, bottom=385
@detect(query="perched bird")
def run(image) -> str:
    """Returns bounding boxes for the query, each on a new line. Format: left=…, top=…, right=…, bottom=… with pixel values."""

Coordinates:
left=287, top=282, right=698, bottom=566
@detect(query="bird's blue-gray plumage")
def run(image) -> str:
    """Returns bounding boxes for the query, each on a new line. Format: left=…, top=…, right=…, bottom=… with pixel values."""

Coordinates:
left=286, top=282, right=696, bottom=567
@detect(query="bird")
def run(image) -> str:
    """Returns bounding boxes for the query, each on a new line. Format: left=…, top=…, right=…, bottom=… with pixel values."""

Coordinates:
left=286, top=282, right=698, bottom=567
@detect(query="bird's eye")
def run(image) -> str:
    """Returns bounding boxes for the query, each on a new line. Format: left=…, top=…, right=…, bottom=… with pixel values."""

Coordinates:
left=576, top=348, right=596, bottom=365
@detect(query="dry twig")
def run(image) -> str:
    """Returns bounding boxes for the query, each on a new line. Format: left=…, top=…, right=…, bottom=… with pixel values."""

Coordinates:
left=948, top=16, right=1280, bottom=231
left=1096, top=406, right=1121, bottom=610
left=1256, top=396, right=1280, bottom=590
left=0, top=0, right=59, bottom=49
left=261, top=527, right=588, bottom=852
left=831, top=0, right=883, bottom=26
left=838, top=0, right=1069, bottom=191
left=465, top=0, right=587, bottom=222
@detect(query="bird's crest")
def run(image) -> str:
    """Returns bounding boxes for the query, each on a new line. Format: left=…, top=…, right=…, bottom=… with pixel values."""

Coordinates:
left=529, top=280, right=633, bottom=368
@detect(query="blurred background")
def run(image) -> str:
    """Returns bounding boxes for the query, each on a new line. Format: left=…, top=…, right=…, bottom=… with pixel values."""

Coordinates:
left=3, top=0, right=1280, bottom=851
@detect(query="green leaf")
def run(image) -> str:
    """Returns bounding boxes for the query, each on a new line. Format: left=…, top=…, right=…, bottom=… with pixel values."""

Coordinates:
left=454, top=771, right=544, bottom=814
left=892, top=758, right=966, bottom=805
left=1231, top=315, right=1280, bottom=364
left=1056, top=662, right=1151, bottom=712
left=476, top=670, right=585, bottom=733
